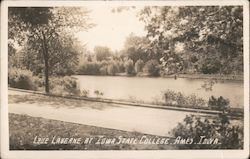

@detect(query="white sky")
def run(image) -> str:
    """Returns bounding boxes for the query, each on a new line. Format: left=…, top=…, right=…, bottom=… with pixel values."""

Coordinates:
left=76, top=6, right=147, bottom=52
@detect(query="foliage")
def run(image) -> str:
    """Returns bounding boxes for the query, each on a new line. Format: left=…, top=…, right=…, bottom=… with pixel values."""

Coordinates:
left=122, top=33, right=151, bottom=63
left=200, top=57, right=222, bottom=74
left=8, top=67, right=37, bottom=90
left=94, top=46, right=112, bottom=61
left=77, top=60, right=122, bottom=76
left=15, top=34, right=83, bottom=76
left=80, top=89, right=90, bottom=97
left=107, top=63, right=118, bottom=75
left=77, top=62, right=101, bottom=75
left=135, top=59, right=144, bottom=73
left=9, top=7, right=93, bottom=93
left=99, top=65, right=109, bottom=75
left=208, top=96, right=230, bottom=111
left=124, top=59, right=134, bottom=75
left=49, top=76, right=80, bottom=96
left=33, top=76, right=44, bottom=88
left=163, top=89, right=206, bottom=108
left=94, top=90, right=104, bottom=98
left=139, top=6, right=243, bottom=75
left=143, top=60, right=160, bottom=76
left=171, top=114, right=243, bottom=149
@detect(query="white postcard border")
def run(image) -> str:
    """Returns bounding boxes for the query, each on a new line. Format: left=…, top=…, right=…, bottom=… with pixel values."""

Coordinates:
left=1, top=1, right=249, bottom=159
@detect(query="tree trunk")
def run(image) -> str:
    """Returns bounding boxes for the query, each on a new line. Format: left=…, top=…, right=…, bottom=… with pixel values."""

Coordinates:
left=42, top=31, right=50, bottom=93
left=44, top=55, right=49, bottom=93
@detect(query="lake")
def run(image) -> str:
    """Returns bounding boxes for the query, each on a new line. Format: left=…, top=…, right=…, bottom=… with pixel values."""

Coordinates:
left=74, top=75, right=244, bottom=108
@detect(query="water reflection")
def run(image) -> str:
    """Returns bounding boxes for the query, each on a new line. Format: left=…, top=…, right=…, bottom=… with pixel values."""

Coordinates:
left=74, top=75, right=244, bottom=108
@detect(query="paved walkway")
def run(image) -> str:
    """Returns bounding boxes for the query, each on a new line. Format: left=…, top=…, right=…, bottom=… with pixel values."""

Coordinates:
left=8, top=90, right=215, bottom=136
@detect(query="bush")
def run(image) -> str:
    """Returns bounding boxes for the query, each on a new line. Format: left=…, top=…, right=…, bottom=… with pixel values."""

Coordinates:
left=117, top=61, right=125, bottom=72
left=77, top=62, right=100, bottom=75
left=77, top=60, right=122, bottom=76
left=172, top=114, right=243, bottom=149
left=143, top=60, right=160, bottom=76
left=8, top=68, right=37, bottom=90
left=208, top=96, right=230, bottom=111
left=163, top=90, right=206, bottom=107
left=49, top=76, right=80, bottom=96
left=135, top=59, right=144, bottom=73
left=94, top=90, right=104, bottom=98
left=200, top=58, right=222, bottom=74
left=107, top=64, right=117, bottom=75
left=33, top=76, right=44, bottom=88
left=107, top=61, right=119, bottom=75
left=80, top=89, right=89, bottom=97
left=124, top=59, right=134, bottom=75
left=99, top=65, right=108, bottom=75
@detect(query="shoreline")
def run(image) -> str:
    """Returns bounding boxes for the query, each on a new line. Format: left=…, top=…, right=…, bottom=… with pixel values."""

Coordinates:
left=74, top=73, right=243, bottom=81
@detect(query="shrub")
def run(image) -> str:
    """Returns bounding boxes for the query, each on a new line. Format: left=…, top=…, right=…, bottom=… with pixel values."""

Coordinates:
left=77, top=62, right=100, bottom=75
left=77, top=60, right=122, bottom=76
left=143, top=60, right=160, bottom=76
left=49, top=76, right=80, bottom=96
left=135, top=59, right=144, bottom=73
left=124, top=59, right=134, bottom=75
left=163, top=90, right=206, bottom=107
left=171, top=114, right=243, bottom=149
left=208, top=96, right=230, bottom=111
left=80, top=89, right=89, bottom=97
left=117, top=61, right=125, bottom=72
left=8, top=67, right=37, bottom=90
left=200, top=57, right=222, bottom=74
left=99, top=65, right=108, bottom=75
left=33, top=76, right=44, bottom=87
left=94, top=90, right=104, bottom=98
left=107, top=62, right=119, bottom=75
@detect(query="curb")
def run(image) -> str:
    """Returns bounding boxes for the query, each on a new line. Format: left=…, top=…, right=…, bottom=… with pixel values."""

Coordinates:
left=8, top=87, right=243, bottom=118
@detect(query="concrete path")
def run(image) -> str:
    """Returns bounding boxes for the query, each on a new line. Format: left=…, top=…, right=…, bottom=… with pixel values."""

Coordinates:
left=8, top=90, right=214, bottom=136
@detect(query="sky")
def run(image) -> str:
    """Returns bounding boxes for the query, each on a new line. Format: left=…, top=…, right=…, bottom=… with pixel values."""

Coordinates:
left=76, top=6, right=147, bottom=52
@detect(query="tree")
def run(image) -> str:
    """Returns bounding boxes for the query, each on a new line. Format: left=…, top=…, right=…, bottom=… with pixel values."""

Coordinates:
left=135, top=59, right=144, bottom=73
left=122, top=33, right=151, bottom=63
left=139, top=6, right=243, bottom=74
left=124, top=59, right=134, bottom=75
left=143, top=60, right=160, bottom=76
left=107, top=63, right=118, bottom=75
left=94, top=46, right=112, bottom=61
left=9, top=7, right=93, bottom=93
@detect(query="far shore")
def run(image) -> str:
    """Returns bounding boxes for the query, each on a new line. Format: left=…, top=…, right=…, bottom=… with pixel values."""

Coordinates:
left=74, top=73, right=243, bottom=81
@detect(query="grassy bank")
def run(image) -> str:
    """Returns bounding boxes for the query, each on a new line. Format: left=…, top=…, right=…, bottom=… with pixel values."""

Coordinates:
left=9, top=113, right=176, bottom=150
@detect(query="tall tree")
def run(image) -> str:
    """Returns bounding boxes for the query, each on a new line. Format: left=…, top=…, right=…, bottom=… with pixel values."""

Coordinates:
left=122, top=33, right=153, bottom=63
left=9, top=7, right=93, bottom=93
left=94, top=46, right=112, bottom=61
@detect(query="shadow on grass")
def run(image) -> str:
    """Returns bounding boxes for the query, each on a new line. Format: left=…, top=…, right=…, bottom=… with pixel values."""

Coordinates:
left=8, top=94, right=123, bottom=110
left=9, top=113, right=176, bottom=150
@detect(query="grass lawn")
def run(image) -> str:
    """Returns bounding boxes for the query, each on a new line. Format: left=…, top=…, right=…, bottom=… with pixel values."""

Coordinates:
left=9, top=113, right=176, bottom=150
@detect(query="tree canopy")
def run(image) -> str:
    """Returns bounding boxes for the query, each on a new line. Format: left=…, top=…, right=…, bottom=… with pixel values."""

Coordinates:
left=8, top=7, right=94, bottom=93
left=139, top=6, right=243, bottom=74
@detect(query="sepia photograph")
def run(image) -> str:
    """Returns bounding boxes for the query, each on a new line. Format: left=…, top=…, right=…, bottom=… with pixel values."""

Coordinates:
left=1, top=0, right=249, bottom=159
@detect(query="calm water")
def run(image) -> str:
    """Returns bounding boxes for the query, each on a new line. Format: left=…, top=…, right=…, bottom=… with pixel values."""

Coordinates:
left=74, top=75, right=244, bottom=108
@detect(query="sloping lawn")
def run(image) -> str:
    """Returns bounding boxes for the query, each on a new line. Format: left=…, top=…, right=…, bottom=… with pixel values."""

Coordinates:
left=9, top=113, right=176, bottom=150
